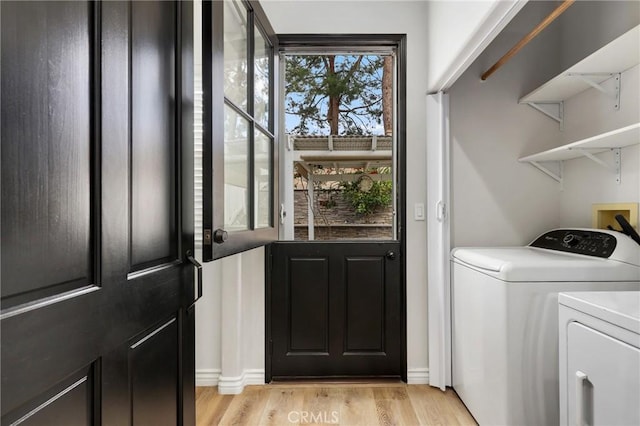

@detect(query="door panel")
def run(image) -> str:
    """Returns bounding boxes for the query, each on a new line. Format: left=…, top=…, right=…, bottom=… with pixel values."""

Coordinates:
left=131, top=318, right=179, bottom=426
left=131, top=0, right=178, bottom=271
left=345, top=257, right=385, bottom=352
left=289, top=257, right=329, bottom=353
left=1, top=1, right=194, bottom=424
left=1, top=0, right=92, bottom=308
left=269, top=241, right=404, bottom=379
left=2, top=363, right=96, bottom=426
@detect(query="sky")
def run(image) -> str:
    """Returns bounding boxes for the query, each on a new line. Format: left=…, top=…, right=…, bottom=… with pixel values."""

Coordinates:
left=284, top=54, right=387, bottom=136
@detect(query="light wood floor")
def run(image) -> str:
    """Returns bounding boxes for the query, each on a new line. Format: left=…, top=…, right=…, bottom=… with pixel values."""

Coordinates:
left=196, top=382, right=477, bottom=426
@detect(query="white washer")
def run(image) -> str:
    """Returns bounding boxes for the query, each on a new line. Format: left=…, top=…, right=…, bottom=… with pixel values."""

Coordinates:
left=451, top=229, right=640, bottom=426
left=558, top=291, right=640, bottom=426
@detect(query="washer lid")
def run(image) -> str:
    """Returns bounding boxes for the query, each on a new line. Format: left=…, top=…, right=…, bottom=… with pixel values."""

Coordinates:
left=451, top=247, right=640, bottom=282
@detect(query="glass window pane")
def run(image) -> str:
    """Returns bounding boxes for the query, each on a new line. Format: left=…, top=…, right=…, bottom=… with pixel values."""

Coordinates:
left=254, top=26, right=270, bottom=128
left=254, top=130, right=272, bottom=228
left=285, top=54, right=395, bottom=241
left=224, top=0, right=247, bottom=110
left=224, top=105, right=249, bottom=231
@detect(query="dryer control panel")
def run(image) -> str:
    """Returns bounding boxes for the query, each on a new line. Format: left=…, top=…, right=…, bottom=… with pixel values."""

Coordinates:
left=530, top=229, right=617, bottom=258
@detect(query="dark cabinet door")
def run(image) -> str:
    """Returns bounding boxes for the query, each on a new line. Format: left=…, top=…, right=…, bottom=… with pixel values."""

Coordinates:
left=1, top=1, right=195, bottom=424
left=268, top=241, right=405, bottom=380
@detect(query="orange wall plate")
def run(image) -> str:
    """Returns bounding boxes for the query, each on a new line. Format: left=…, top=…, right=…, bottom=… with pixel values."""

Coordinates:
left=592, top=203, right=639, bottom=231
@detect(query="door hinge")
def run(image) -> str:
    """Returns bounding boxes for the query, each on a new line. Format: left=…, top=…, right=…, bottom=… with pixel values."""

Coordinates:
left=269, top=339, right=273, bottom=355
left=203, top=229, right=212, bottom=246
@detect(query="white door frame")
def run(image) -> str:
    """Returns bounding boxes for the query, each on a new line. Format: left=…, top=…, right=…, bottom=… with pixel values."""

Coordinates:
left=426, top=92, right=451, bottom=390
left=425, top=0, right=528, bottom=390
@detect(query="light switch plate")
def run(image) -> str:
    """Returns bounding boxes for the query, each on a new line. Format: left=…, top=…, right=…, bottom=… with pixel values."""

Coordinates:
left=414, top=203, right=425, bottom=221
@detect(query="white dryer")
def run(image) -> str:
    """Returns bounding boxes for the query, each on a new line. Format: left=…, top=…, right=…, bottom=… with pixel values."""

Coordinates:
left=451, top=229, right=640, bottom=426
left=558, top=291, right=640, bottom=426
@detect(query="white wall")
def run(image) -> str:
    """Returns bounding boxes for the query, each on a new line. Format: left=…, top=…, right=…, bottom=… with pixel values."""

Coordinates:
left=425, top=0, right=527, bottom=92
left=450, top=1, right=564, bottom=248
left=194, top=249, right=222, bottom=384
left=239, top=247, right=266, bottom=375
left=193, top=0, right=224, bottom=386
left=450, top=0, right=640, bottom=248
left=559, top=64, right=640, bottom=228
left=556, top=1, right=640, bottom=228
left=262, top=0, right=431, bottom=383
left=195, top=246, right=266, bottom=390
left=559, top=0, right=640, bottom=71
left=264, top=0, right=526, bottom=92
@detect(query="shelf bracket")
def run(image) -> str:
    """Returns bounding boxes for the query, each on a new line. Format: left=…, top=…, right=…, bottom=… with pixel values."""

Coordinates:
left=566, top=73, right=621, bottom=110
left=570, top=147, right=622, bottom=184
left=614, top=148, right=622, bottom=184
left=529, top=160, right=563, bottom=187
left=525, top=101, right=564, bottom=130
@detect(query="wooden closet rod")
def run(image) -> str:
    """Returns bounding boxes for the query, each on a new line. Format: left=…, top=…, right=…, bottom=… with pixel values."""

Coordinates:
left=481, top=0, right=575, bottom=81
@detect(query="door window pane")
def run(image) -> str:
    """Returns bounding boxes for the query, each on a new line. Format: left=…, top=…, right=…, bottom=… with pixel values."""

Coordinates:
left=202, top=1, right=277, bottom=260
left=255, top=130, right=271, bottom=228
left=285, top=55, right=395, bottom=241
left=224, top=0, right=247, bottom=110
left=254, top=26, right=270, bottom=128
left=224, top=105, right=249, bottom=231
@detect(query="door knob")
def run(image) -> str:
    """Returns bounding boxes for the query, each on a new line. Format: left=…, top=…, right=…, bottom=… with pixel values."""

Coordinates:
left=213, top=229, right=228, bottom=244
left=386, top=251, right=396, bottom=260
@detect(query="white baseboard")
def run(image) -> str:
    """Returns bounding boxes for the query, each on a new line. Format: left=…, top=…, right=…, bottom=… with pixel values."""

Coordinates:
left=217, top=368, right=265, bottom=394
left=198, top=367, right=426, bottom=388
left=242, top=368, right=266, bottom=386
left=195, top=368, right=221, bottom=387
left=407, top=368, right=430, bottom=384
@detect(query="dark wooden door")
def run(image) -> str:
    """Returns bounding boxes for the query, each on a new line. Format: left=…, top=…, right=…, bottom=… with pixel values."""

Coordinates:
left=1, top=1, right=195, bottom=424
left=267, top=241, right=404, bottom=380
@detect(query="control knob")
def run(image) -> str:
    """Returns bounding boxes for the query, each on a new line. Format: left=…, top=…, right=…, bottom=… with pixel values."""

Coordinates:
left=563, top=234, right=580, bottom=247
